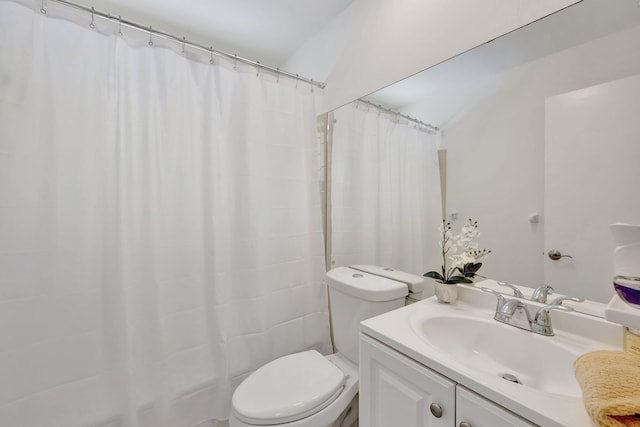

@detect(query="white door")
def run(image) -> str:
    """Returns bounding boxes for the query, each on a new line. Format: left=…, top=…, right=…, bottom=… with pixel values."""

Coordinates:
left=544, top=74, right=640, bottom=303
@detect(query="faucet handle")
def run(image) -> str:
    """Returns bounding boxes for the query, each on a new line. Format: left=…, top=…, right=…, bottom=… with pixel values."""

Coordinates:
left=500, top=298, right=527, bottom=313
left=497, top=299, right=532, bottom=328
left=549, top=296, right=584, bottom=306
left=497, top=281, right=524, bottom=298
left=531, top=284, right=555, bottom=303
left=480, top=287, right=506, bottom=311
left=532, top=304, right=573, bottom=335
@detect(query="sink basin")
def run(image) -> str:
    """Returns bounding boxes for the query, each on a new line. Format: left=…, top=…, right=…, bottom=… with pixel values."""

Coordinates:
left=410, top=313, right=583, bottom=397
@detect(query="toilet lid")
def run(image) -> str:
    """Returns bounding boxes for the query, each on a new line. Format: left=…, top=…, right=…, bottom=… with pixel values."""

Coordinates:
left=232, top=350, right=346, bottom=425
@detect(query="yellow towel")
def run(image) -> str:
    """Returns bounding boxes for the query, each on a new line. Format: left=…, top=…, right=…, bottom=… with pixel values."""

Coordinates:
left=574, top=350, right=640, bottom=427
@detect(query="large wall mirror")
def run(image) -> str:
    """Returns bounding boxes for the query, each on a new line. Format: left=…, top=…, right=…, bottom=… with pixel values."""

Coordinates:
left=326, top=0, right=640, bottom=305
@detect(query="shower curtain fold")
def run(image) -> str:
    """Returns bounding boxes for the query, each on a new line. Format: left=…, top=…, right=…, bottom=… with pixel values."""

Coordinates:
left=0, top=2, right=331, bottom=426
left=330, top=103, right=442, bottom=277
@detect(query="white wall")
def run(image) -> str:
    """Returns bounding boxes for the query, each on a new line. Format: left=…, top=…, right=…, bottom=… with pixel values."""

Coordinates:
left=428, top=25, right=640, bottom=288
left=285, top=0, right=579, bottom=113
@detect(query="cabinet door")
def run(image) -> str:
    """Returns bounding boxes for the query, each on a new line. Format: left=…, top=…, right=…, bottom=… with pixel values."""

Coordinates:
left=456, top=386, right=537, bottom=427
left=360, top=334, right=456, bottom=427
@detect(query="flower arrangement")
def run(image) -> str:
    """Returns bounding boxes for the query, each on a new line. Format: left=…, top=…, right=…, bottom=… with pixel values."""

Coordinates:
left=424, top=218, right=491, bottom=284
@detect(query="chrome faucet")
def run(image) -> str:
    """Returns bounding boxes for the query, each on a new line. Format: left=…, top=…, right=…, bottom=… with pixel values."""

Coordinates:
left=531, top=284, right=554, bottom=303
left=497, top=281, right=524, bottom=298
left=481, top=288, right=573, bottom=336
left=495, top=299, right=532, bottom=330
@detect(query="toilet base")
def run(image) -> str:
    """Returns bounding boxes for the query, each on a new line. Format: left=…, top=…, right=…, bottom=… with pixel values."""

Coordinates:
left=333, top=393, right=358, bottom=427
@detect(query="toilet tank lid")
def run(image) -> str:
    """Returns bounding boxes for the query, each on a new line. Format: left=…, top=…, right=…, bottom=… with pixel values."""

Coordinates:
left=350, top=265, right=425, bottom=294
left=326, top=267, right=408, bottom=302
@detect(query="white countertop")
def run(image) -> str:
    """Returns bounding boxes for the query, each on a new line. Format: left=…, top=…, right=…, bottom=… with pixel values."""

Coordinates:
left=360, top=284, right=623, bottom=427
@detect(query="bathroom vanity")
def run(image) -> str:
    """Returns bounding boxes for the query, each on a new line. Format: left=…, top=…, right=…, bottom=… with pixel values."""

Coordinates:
left=358, top=281, right=623, bottom=427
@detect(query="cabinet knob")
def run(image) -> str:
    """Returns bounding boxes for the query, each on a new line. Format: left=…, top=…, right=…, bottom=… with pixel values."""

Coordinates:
left=429, top=403, right=443, bottom=418
left=459, top=423, right=472, bottom=427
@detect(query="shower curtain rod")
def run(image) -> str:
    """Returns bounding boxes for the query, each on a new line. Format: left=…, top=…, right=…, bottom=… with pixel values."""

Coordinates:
left=356, top=99, right=439, bottom=133
left=40, top=0, right=326, bottom=90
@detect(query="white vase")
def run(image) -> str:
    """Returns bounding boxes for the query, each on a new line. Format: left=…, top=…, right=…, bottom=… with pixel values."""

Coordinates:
left=434, top=281, right=458, bottom=303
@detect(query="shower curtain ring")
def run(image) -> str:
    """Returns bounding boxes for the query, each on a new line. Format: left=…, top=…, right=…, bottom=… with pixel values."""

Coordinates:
left=295, top=74, right=299, bottom=89
left=40, top=0, right=46, bottom=14
left=148, top=26, right=154, bottom=46
left=89, top=7, right=95, bottom=29
left=233, top=55, right=238, bottom=71
left=118, top=15, right=123, bottom=36
left=209, top=47, right=214, bottom=64
left=310, top=79, right=314, bottom=93
left=181, top=37, right=186, bottom=56
left=276, top=68, right=280, bottom=83
left=256, top=62, right=261, bottom=77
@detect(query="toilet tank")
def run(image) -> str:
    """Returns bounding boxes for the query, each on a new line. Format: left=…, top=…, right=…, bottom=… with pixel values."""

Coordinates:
left=326, top=267, right=408, bottom=364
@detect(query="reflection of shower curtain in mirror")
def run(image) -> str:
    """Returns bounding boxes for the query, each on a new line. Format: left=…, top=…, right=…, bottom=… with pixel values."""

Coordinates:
left=330, top=103, right=442, bottom=276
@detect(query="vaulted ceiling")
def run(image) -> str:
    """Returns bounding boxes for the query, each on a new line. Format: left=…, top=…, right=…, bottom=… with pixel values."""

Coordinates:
left=85, top=0, right=355, bottom=67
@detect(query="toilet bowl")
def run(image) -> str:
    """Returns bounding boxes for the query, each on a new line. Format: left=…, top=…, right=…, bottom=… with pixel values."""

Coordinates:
left=229, top=266, right=424, bottom=427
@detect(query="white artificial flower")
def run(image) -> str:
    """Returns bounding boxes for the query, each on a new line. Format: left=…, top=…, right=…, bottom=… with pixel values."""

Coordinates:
left=449, top=254, right=465, bottom=268
left=445, top=229, right=453, bottom=241
left=456, top=236, right=478, bottom=251
left=430, top=218, right=490, bottom=283
left=460, top=219, right=480, bottom=237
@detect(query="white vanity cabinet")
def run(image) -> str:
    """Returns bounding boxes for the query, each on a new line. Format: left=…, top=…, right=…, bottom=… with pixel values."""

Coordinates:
left=456, top=386, right=536, bottom=427
left=360, top=334, right=455, bottom=426
left=360, top=335, right=537, bottom=427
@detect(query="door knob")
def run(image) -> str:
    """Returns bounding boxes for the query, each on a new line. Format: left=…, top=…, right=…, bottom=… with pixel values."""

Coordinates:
left=548, top=250, right=573, bottom=260
left=429, top=403, right=443, bottom=418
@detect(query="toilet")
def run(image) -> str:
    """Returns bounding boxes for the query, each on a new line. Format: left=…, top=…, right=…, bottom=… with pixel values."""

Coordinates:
left=229, top=265, right=425, bottom=427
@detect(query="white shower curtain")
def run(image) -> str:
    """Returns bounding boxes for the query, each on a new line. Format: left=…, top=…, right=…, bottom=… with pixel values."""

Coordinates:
left=0, top=2, right=331, bottom=426
left=330, top=102, right=442, bottom=276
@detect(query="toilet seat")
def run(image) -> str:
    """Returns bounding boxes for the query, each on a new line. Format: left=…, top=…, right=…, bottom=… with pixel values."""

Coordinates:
left=232, top=350, right=346, bottom=425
